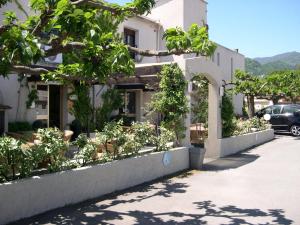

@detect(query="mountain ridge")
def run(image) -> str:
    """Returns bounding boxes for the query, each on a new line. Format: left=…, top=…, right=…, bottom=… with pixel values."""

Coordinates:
left=254, top=51, right=300, bottom=66
left=246, top=51, right=300, bottom=75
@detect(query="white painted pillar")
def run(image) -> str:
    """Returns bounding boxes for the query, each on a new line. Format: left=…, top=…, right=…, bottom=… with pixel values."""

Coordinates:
left=181, top=87, right=192, bottom=147
left=181, top=70, right=192, bottom=147
left=205, top=83, right=222, bottom=158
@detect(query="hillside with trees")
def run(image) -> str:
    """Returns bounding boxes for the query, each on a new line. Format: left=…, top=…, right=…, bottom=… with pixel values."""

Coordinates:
left=246, top=52, right=300, bottom=75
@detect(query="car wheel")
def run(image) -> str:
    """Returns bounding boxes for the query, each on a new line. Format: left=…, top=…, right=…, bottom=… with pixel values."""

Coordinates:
left=290, top=125, right=300, bottom=136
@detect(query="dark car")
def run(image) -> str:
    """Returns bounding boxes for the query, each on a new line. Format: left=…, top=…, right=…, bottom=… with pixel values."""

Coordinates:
left=256, top=104, right=300, bottom=136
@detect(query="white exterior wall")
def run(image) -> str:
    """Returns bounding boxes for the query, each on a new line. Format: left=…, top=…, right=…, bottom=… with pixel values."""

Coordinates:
left=183, top=0, right=207, bottom=31
left=148, top=0, right=184, bottom=30
left=120, top=17, right=159, bottom=64
left=212, top=45, right=245, bottom=115
left=0, top=75, right=32, bottom=122
left=0, top=0, right=31, bottom=22
left=215, top=129, right=274, bottom=158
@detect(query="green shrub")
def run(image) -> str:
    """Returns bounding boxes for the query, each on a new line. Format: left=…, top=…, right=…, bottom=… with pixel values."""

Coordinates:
left=110, top=115, right=135, bottom=126
left=0, top=137, right=33, bottom=182
left=233, top=117, right=271, bottom=136
left=221, top=93, right=237, bottom=138
left=74, top=138, right=98, bottom=166
left=95, top=120, right=127, bottom=159
left=152, top=127, right=175, bottom=152
left=122, top=122, right=154, bottom=155
left=31, top=128, right=68, bottom=172
left=130, top=122, right=154, bottom=147
left=73, top=133, right=88, bottom=149
left=8, top=121, right=32, bottom=132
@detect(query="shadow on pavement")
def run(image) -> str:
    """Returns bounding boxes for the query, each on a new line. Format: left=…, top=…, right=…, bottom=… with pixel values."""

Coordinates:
left=12, top=199, right=293, bottom=225
left=203, top=153, right=259, bottom=172
left=11, top=173, right=190, bottom=225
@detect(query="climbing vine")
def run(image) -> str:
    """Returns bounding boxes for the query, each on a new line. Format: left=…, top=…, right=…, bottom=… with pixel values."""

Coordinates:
left=26, top=88, right=38, bottom=109
left=69, top=84, right=93, bottom=136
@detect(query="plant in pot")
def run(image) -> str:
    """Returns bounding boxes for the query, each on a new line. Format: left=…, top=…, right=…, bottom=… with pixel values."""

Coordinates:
left=0, top=136, right=33, bottom=182
left=122, top=121, right=154, bottom=156
left=31, top=128, right=68, bottom=172
left=73, top=134, right=98, bottom=166
left=95, top=120, right=126, bottom=159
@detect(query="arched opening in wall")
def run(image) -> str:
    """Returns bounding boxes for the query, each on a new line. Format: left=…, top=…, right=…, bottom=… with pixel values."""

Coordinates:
left=190, top=74, right=209, bottom=147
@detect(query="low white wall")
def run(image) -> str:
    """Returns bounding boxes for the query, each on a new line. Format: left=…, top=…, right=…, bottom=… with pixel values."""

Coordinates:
left=219, top=129, right=274, bottom=158
left=0, top=147, right=189, bottom=225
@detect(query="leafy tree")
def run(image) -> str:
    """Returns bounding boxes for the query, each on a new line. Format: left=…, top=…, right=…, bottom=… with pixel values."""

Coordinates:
left=263, top=70, right=300, bottom=104
left=0, top=0, right=216, bottom=84
left=284, top=70, right=300, bottom=103
left=233, top=70, right=266, bottom=117
left=264, top=71, right=286, bottom=104
left=150, top=64, right=188, bottom=144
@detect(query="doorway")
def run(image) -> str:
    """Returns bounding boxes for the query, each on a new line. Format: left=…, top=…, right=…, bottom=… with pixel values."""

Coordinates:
left=49, top=85, right=61, bottom=129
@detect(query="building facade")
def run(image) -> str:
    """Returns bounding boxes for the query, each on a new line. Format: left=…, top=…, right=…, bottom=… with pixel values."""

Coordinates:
left=0, top=0, right=245, bottom=153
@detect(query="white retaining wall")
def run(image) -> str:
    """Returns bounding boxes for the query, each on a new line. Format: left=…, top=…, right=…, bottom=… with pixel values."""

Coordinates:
left=219, top=129, right=274, bottom=158
left=0, top=147, right=189, bottom=225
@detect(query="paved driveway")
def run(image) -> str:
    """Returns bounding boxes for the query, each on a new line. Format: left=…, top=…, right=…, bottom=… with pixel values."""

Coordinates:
left=13, top=135, right=300, bottom=225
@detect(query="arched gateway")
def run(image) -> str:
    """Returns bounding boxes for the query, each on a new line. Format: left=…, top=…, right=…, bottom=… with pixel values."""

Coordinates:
left=175, top=57, right=224, bottom=158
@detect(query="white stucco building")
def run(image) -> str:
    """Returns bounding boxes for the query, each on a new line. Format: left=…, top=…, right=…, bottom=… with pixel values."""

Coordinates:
left=0, top=0, right=245, bottom=156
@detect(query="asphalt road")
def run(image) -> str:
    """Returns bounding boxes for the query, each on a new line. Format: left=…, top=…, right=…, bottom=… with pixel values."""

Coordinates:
left=12, top=135, right=300, bottom=225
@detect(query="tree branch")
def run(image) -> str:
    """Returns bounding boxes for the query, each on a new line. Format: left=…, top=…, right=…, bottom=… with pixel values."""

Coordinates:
left=127, top=45, right=209, bottom=57
left=45, top=42, right=86, bottom=57
left=44, top=40, right=211, bottom=59
left=71, top=0, right=138, bottom=15
left=10, top=65, right=99, bottom=84
left=31, top=9, right=54, bottom=36
left=11, top=65, right=50, bottom=75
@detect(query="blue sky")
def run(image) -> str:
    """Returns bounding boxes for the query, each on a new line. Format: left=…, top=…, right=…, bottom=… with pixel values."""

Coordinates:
left=108, top=0, right=300, bottom=58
